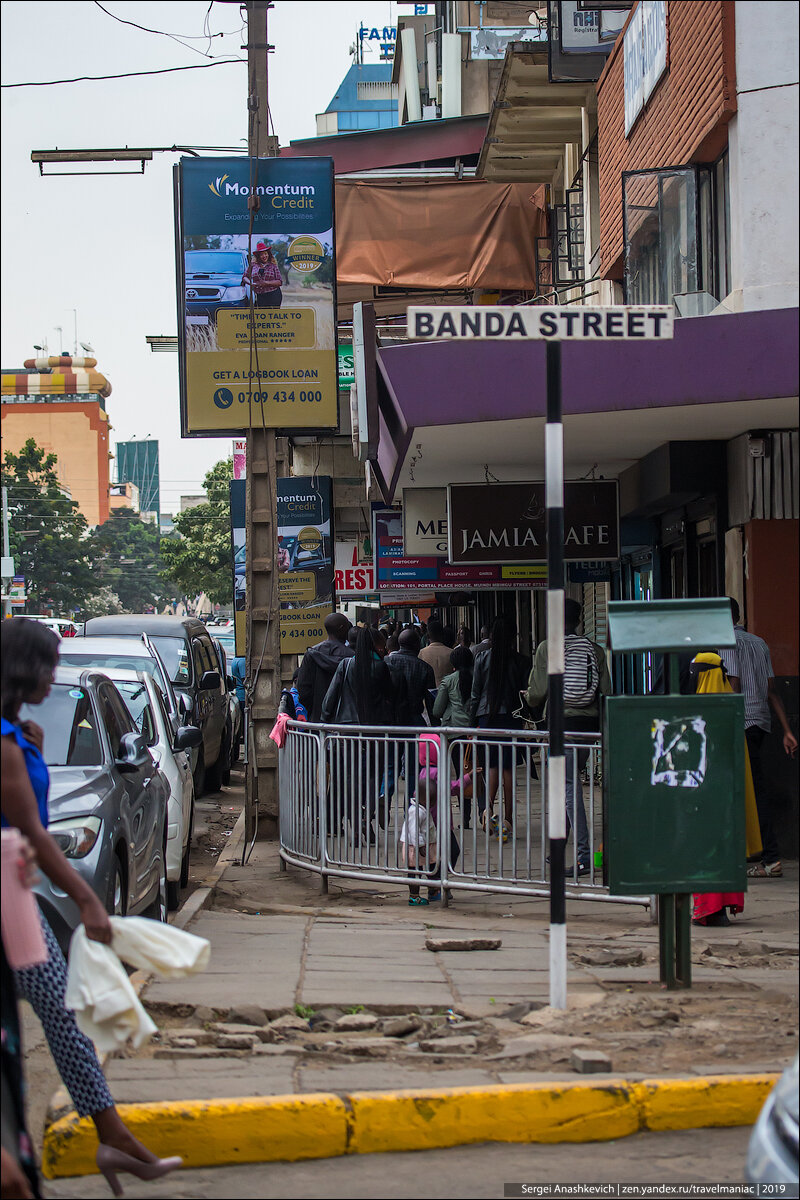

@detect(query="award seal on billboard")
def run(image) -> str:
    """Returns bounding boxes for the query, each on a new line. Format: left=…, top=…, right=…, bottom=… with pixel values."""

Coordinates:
left=298, top=525, right=323, bottom=552
left=287, top=236, right=324, bottom=273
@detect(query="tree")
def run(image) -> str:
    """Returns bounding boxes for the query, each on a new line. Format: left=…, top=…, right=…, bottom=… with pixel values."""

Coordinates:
left=88, top=508, right=174, bottom=614
left=1, top=439, right=96, bottom=614
left=161, top=458, right=234, bottom=605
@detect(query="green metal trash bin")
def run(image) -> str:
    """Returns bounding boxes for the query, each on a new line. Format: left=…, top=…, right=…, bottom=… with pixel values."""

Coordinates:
left=604, top=598, right=745, bottom=987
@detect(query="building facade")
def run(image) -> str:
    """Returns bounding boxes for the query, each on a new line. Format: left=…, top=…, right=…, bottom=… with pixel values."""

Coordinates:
left=1, top=354, right=113, bottom=528
left=116, top=439, right=160, bottom=526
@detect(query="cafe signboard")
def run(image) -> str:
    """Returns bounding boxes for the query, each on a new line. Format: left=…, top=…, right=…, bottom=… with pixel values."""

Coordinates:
left=448, top=481, right=619, bottom=565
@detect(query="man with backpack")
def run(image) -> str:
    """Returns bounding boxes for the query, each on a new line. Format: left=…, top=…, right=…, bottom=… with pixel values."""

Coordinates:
left=525, top=597, right=610, bottom=876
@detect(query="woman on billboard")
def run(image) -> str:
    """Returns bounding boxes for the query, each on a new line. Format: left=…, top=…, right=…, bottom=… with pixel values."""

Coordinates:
left=242, top=242, right=283, bottom=308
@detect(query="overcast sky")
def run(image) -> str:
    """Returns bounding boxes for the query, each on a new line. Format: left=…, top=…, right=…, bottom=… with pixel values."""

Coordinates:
left=0, top=0, right=397, bottom=513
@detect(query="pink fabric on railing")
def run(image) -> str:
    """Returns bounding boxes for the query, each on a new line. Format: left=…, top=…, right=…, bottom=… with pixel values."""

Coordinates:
left=269, top=712, right=290, bottom=748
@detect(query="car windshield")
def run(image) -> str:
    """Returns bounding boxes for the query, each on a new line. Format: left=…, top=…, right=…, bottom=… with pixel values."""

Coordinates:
left=151, top=637, right=191, bottom=686
left=59, top=650, right=159, bottom=681
left=186, top=252, right=244, bottom=274
left=19, top=685, right=102, bottom=767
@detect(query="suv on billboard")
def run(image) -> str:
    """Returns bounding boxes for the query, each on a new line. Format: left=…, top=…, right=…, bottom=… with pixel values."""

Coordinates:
left=185, top=249, right=250, bottom=324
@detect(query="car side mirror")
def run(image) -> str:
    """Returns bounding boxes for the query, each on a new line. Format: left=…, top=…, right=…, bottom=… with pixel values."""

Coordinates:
left=174, top=725, right=203, bottom=752
left=199, top=670, right=221, bottom=691
left=116, top=732, right=152, bottom=773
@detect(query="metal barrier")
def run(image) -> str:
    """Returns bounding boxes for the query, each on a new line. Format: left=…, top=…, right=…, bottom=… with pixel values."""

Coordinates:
left=278, top=721, right=649, bottom=908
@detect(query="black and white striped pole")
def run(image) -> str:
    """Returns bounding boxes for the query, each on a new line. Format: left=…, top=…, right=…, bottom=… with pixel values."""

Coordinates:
left=545, top=340, right=567, bottom=1010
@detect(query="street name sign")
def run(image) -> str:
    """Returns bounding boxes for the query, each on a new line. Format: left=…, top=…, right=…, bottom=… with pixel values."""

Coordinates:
left=407, top=305, right=674, bottom=341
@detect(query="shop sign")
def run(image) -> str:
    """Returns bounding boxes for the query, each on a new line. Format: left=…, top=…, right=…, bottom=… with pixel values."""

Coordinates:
left=337, top=345, right=355, bottom=390
left=402, top=487, right=448, bottom=556
left=470, top=26, right=544, bottom=60
left=9, top=576, right=25, bottom=605
left=560, top=2, right=627, bottom=54
left=624, top=0, right=667, bottom=136
left=232, top=438, right=247, bottom=480
left=334, top=542, right=376, bottom=597
left=374, top=504, right=550, bottom=591
left=277, top=477, right=334, bottom=652
left=176, top=155, right=338, bottom=436
left=448, top=481, right=620, bottom=565
left=229, top=481, right=246, bottom=655
left=408, top=305, right=674, bottom=341
left=569, top=560, right=613, bottom=583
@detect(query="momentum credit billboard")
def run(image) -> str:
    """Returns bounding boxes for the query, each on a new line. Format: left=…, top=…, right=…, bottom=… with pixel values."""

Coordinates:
left=277, top=476, right=335, bottom=652
left=176, top=156, right=338, bottom=436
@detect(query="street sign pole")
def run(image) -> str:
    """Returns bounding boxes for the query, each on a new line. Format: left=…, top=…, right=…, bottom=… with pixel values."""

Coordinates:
left=405, top=304, right=675, bottom=1012
left=545, top=341, right=567, bottom=1009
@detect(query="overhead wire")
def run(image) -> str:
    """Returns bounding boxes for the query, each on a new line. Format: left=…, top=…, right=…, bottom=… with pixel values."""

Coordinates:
left=93, top=0, right=242, bottom=56
left=2, top=60, right=244, bottom=88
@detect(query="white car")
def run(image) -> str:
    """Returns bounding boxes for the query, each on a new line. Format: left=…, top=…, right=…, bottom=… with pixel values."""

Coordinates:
left=28, top=616, right=80, bottom=639
left=103, top=668, right=201, bottom=910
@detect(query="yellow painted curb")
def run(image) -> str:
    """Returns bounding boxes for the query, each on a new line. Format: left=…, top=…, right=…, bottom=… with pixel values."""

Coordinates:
left=42, top=1093, right=348, bottom=1180
left=42, top=1074, right=778, bottom=1180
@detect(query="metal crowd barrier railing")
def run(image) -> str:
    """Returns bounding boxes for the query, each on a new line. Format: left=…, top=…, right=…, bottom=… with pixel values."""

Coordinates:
left=278, top=720, right=650, bottom=908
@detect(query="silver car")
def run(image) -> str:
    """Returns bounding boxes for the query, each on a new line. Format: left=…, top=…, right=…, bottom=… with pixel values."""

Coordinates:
left=97, top=668, right=202, bottom=911
left=58, top=635, right=189, bottom=754
left=746, top=1054, right=799, bottom=1188
left=23, top=667, right=170, bottom=955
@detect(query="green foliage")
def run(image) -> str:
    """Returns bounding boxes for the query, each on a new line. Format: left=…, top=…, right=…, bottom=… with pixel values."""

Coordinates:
left=88, top=509, right=173, bottom=614
left=294, top=1004, right=315, bottom=1019
left=160, top=457, right=234, bottom=606
left=1, top=439, right=95, bottom=614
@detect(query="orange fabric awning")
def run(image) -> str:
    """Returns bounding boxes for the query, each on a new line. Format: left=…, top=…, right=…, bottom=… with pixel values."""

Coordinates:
left=335, top=179, right=546, bottom=291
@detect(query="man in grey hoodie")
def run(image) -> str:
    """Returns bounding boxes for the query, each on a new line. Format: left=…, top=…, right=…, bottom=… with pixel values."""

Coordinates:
left=296, top=613, right=353, bottom=721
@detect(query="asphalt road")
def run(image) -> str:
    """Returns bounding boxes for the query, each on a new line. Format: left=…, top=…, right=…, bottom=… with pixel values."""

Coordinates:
left=45, top=1127, right=754, bottom=1198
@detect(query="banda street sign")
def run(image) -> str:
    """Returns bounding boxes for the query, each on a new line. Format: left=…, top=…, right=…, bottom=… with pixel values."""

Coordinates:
left=407, top=305, right=674, bottom=341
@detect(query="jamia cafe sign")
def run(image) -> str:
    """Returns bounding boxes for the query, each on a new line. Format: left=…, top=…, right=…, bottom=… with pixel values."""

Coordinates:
left=447, top=481, right=619, bottom=565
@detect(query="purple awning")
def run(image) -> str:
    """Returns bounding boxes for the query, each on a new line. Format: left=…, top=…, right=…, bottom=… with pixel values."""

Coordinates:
left=376, top=308, right=799, bottom=428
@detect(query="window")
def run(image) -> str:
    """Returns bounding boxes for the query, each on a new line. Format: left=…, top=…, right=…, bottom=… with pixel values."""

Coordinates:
left=97, top=684, right=135, bottom=759
left=623, top=156, right=731, bottom=307
left=152, top=636, right=191, bottom=685
left=19, top=686, right=101, bottom=767
left=115, top=681, right=157, bottom=747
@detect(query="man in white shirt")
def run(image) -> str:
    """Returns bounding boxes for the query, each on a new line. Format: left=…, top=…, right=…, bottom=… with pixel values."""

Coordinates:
left=720, top=598, right=797, bottom=878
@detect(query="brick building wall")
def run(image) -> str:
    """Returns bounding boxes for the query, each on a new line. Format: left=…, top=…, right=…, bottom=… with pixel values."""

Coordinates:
left=596, top=0, right=737, bottom=278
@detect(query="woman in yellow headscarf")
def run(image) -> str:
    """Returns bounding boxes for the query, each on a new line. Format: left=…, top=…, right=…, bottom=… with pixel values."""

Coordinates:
left=690, top=652, right=762, bottom=926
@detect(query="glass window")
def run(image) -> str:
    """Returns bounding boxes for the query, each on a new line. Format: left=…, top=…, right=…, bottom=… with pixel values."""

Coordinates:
left=59, top=650, right=160, bottom=681
left=97, top=684, right=135, bottom=759
left=185, top=251, right=247, bottom=274
left=152, top=637, right=191, bottom=686
left=623, top=167, right=698, bottom=305
left=114, top=681, right=157, bottom=747
left=714, top=151, right=731, bottom=299
left=19, top=685, right=102, bottom=767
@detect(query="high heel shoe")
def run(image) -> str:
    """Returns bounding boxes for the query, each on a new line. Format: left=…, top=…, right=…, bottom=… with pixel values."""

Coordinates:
left=96, top=1145, right=183, bottom=1197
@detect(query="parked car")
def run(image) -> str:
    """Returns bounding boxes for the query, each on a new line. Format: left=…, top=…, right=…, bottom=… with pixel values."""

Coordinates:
left=28, top=617, right=79, bottom=639
left=184, top=248, right=250, bottom=324
left=82, top=616, right=228, bottom=795
left=96, top=667, right=202, bottom=910
left=22, top=667, right=170, bottom=955
left=746, top=1054, right=799, bottom=1187
left=57, top=635, right=184, bottom=738
left=211, top=636, right=243, bottom=782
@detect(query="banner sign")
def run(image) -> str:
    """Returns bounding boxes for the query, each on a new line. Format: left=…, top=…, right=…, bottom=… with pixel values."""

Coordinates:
left=448, top=481, right=620, bottom=565
left=624, top=0, right=667, bottom=136
left=402, top=487, right=449, bottom=557
left=232, top=438, right=247, bottom=480
left=9, top=575, right=25, bottom=606
left=229, top=481, right=246, bottom=656
left=408, top=305, right=674, bottom=341
left=374, top=505, right=548, bottom=592
left=176, top=156, right=338, bottom=436
left=277, top=476, right=335, bottom=652
left=334, top=542, right=377, bottom=598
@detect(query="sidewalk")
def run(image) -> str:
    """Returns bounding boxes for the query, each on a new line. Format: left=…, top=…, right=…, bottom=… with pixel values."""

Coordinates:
left=43, top=835, right=799, bottom=1181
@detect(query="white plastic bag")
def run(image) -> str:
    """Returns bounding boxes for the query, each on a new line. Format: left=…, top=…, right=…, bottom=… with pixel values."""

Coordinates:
left=65, top=916, right=210, bottom=1052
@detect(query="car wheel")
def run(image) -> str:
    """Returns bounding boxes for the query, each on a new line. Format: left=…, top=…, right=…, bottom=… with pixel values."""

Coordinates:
left=166, top=878, right=181, bottom=911
left=193, top=748, right=205, bottom=798
left=106, top=853, right=127, bottom=917
left=179, top=800, right=194, bottom=889
left=204, top=747, right=224, bottom=793
left=146, top=842, right=168, bottom=924
left=222, top=725, right=232, bottom=786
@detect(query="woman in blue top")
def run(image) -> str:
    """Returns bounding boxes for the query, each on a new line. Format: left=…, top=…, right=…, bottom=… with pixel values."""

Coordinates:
left=1, top=618, right=181, bottom=1194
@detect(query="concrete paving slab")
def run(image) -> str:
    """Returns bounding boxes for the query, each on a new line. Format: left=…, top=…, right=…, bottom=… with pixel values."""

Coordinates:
left=104, top=1057, right=297, bottom=1102
left=146, top=976, right=298, bottom=1009
left=297, top=1065, right=496, bottom=1091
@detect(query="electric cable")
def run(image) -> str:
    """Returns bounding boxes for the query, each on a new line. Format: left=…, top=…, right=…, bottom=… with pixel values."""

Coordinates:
left=2, top=60, right=244, bottom=88
left=93, top=0, right=242, bottom=53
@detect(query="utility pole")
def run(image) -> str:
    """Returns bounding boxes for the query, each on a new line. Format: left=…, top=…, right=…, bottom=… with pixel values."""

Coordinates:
left=2, top=487, right=13, bottom=619
left=244, top=0, right=288, bottom=842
